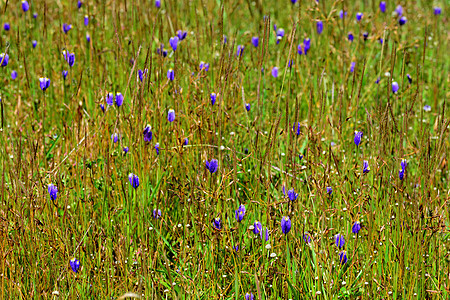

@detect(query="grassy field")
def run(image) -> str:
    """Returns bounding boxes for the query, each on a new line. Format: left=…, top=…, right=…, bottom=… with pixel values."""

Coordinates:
left=0, top=0, right=449, bottom=299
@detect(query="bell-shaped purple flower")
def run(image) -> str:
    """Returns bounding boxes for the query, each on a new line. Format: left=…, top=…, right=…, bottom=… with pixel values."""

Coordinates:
left=70, top=258, right=80, bottom=273
left=183, top=138, right=188, bottom=146
left=210, top=93, right=217, bottom=105
left=11, top=70, right=17, bottom=80
left=252, top=221, right=262, bottom=235
left=84, top=15, right=89, bottom=26
left=199, top=61, right=209, bottom=71
left=236, top=45, right=244, bottom=57
left=143, top=125, right=152, bottom=142
left=354, top=131, right=363, bottom=146
left=399, top=16, right=407, bottom=26
left=115, top=92, right=124, bottom=107
left=261, top=227, right=269, bottom=242
left=48, top=184, right=58, bottom=200
left=22, top=1, right=30, bottom=12
left=62, top=23, right=72, bottom=34
left=153, top=209, right=162, bottom=219
left=303, top=38, right=311, bottom=53
left=350, top=62, right=356, bottom=73
left=111, top=133, right=119, bottom=143
left=32, top=40, right=37, bottom=48
left=128, top=173, right=139, bottom=189
left=334, top=233, right=345, bottom=248
left=0, top=53, right=9, bottom=67
left=276, top=28, right=285, bottom=44
left=245, top=293, right=254, bottom=300
left=271, top=67, right=279, bottom=78
left=392, top=82, right=399, bottom=93
left=380, top=1, right=386, bottom=13
left=77, top=1, right=83, bottom=9
left=303, top=232, right=312, bottom=244
left=106, top=93, right=114, bottom=106
left=363, top=160, right=370, bottom=174
left=348, top=33, right=354, bottom=42
left=339, top=251, right=347, bottom=264
left=401, top=159, right=407, bottom=171
left=155, top=0, right=161, bottom=8
left=169, top=36, right=179, bottom=51
left=395, top=5, right=403, bottom=16
left=434, top=7, right=442, bottom=15
left=167, top=68, right=174, bottom=81
left=205, top=158, right=218, bottom=174
left=123, top=146, right=129, bottom=154
left=287, top=188, right=298, bottom=201
left=39, top=77, right=50, bottom=91
left=86, top=33, right=91, bottom=43
left=316, top=20, right=323, bottom=34
left=339, top=10, right=347, bottom=19
left=352, top=222, right=361, bottom=234
left=251, top=36, right=259, bottom=47
left=281, top=216, right=291, bottom=234
left=176, top=30, right=187, bottom=41
left=4, top=23, right=10, bottom=31
left=167, top=109, right=175, bottom=123
left=68, top=53, right=75, bottom=67
left=155, top=143, right=160, bottom=155
left=423, top=105, right=431, bottom=112
left=245, top=103, right=251, bottom=112
left=326, top=186, right=332, bottom=195
left=356, top=13, right=363, bottom=22
left=213, top=217, right=221, bottom=230
left=235, top=204, right=246, bottom=222
left=363, top=32, right=369, bottom=41
left=407, top=74, right=412, bottom=84
left=33, top=12, right=37, bottom=18
left=138, top=69, right=144, bottom=82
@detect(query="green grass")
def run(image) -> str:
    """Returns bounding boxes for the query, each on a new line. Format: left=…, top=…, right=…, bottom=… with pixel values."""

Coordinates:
left=0, top=0, right=449, bottom=299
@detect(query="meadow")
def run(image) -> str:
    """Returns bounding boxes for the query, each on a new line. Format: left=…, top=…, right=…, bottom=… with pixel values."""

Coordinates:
left=0, top=0, right=449, bottom=299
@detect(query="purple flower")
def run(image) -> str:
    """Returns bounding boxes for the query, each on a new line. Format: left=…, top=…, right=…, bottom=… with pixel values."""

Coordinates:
left=123, top=146, right=129, bottom=154
left=293, top=122, right=301, bottom=136
left=395, top=5, right=403, bottom=16
left=350, top=62, right=356, bottom=73
left=287, top=188, right=298, bottom=201
left=39, top=77, right=50, bottom=91
left=276, top=28, right=285, bottom=44
left=245, top=103, right=251, bottom=112
left=11, top=70, right=17, bottom=80
left=199, top=61, right=209, bottom=71
left=155, top=0, right=161, bottom=8
left=326, top=186, right=332, bottom=195
left=363, top=32, right=369, bottom=41
left=291, top=0, right=297, bottom=3
left=392, top=82, right=399, bottom=93
left=399, top=16, right=407, bottom=26
left=297, top=44, right=305, bottom=55
left=363, top=160, right=370, bottom=174
left=138, top=69, right=144, bottom=82
left=423, top=105, right=431, bottom=112
left=316, top=20, right=323, bottom=34
left=167, top=68, right=174, bottom=81
left=401, top=159, right=407, bottom=171
left=106, top=93, right=114, bottom=106
left=155, top=143, right=159, bottom=155
left=303, top=233, right=311, bottom=244
left=281, top=216, right=291, bottom=234
left=33, top=12, right=37, bottom=18
left=251, top=36, right=259, bottom=47
left=111, top=133, right=119, bottom=143
left=210, top=93, right=217, bottom=105
left=167, top=109, right=175, bottom=122
left=261, top=227, right=269, bottom=242
left=339, top=10, right=347, bottom=19
left=282, top=185, right=286, bottom=196
left=352, top=222, right=361, bottom=234
left=183, top=138, right=188, bottom=146
left=399, top=168, right=405, bottom=180
left=176, top=30, right=187, bottom=41
left=128, top=173, right=139, bottom=189
left=0, top=53, right=9, bottom=67
left=100, top=104, right=105, bottom=113
left=339, top=251, right=347, bottom=264
left=48, top=184, right=58, bottom=200
left=62, top=23, right=72, bottom=34
left=245, top=293, right=254, bottom=300
left=213, top=217, right=221, bottom=230
left=271, top=67, right=279, bottom=78
left=77, top=1, right=83, bottom=9
left=303, top=38, right=311, bottom=53
left=235, top=204, right=246, bottom=222
left=380, top=1, right=386, bottom=13
left=84, top=15, right=89, bottom=26
left=32, top=40, right=37, bottom=48
left=143, top=125, right=152, bottom=142
left=4, top=23, right=10, bottom=31
left=252, top=221, right=262, bottom=235
left=376, top=77, right=381, bottom=84
left=153, top=209, right=162, bottom=219
left=205, top=159, right=218, bottom=174
left=115, top=93, right=124, bottom=107
left=434, top=7, right=442, bottom=15
left=348, top=33, right=354, bottom=42
left=223, top=35, right=227, bottom=44
left=67, top=52, right=75, bottom=67
left=354, top=131, right=363, bottom=146
left=86, top=33, right=90, bottom=43
left=70, top=258, right=80, bottom=273
left=288, top=60, right=293, bottom=68
left=356, top=13, right=363, bottom=22
left=379, top=38, right=383, bottom=44
left=169, top=36, right=179, bottom=51
left=22, top=1, right=30, bottom=12
left=237, top=45, right=244, bottom=57
left=334, top=234, right=345, bottom=248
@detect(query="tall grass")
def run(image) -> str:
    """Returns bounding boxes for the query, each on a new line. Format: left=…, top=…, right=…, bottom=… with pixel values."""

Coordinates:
left=0, top=0, right=448, bottom=299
